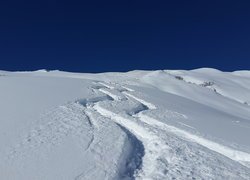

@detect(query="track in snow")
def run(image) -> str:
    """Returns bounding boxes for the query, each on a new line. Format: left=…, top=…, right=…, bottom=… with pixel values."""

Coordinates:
left=84, top=82, right=250, bottom=179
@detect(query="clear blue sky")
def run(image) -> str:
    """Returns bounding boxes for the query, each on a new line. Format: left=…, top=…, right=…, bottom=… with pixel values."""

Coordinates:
left=0, top=0, right=250, bottom=72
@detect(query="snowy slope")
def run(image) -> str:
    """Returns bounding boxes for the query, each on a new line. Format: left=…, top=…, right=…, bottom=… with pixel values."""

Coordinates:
left=0, top=68, right=250, bottom=180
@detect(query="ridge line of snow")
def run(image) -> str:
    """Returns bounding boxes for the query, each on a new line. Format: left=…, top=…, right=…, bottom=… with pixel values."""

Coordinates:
left=123, top=91, right=156, bottom=110
left=98, top=88, right=124, bottom=101
left=98, top=82, right=115, bottom=89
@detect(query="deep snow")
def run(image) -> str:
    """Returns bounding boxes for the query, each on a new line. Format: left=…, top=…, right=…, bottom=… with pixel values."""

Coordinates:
left=0, top=68, right=250, bottom=179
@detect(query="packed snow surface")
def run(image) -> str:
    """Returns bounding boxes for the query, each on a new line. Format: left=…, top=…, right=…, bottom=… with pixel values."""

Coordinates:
left=0, top=68, right=250, bottom=180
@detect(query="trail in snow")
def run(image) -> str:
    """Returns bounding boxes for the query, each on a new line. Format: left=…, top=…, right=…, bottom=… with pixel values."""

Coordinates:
left=87, top=81, right=250, bottom=179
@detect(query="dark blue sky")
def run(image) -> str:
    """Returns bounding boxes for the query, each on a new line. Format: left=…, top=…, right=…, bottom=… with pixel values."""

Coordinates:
left=0, top=0, right=250, bottom=72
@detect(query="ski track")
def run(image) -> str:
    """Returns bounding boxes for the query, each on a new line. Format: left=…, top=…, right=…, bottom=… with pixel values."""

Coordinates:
left=6, top=80, right=250, bottom=179
left=91, top=81, right=250, bottom=179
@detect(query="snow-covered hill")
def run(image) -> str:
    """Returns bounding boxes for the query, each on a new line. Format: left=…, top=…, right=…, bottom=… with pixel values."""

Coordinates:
left=0, top=68, right=250, bottom=180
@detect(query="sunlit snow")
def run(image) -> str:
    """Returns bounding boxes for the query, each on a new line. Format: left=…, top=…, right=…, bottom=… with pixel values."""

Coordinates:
left=0, top=68, right=250, bottom=179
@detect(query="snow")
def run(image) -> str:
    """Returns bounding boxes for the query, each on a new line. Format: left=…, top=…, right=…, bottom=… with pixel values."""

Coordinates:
left=0, top=68, right=250, bottom=179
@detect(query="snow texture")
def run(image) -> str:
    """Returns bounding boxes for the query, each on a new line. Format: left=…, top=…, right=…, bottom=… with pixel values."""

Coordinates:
left=0, top=68, right=250, bottom=179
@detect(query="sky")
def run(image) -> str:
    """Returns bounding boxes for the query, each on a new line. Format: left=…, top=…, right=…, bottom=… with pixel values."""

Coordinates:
left=0, top=0, right=250, bottom=72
